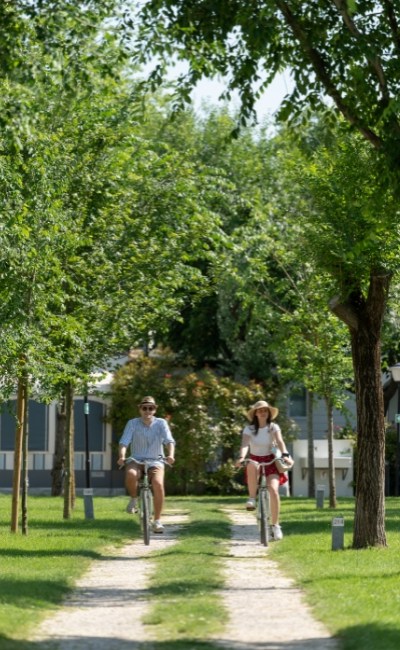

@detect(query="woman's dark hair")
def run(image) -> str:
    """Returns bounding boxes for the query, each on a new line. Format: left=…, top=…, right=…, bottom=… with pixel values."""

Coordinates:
left=251, top=410, right=272, bottom=435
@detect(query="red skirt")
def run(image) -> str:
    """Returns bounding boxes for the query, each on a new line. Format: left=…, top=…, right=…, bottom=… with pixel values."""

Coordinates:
left=247, top=453, right=288, bottom=486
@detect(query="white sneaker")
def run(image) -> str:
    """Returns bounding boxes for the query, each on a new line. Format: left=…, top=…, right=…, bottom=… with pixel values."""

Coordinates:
left=246, top=498, right=256, bottom=511
left=272, top=524, right=283, bottom=541
left=126, top=498, right=138, bottom=514
left=152, top=520, right=164, bottom=533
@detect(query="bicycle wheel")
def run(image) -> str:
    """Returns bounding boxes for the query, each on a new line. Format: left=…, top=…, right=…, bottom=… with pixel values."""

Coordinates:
left=259, top=489, right=269, bottom=546
left=141, top=489, right=151, bottom=545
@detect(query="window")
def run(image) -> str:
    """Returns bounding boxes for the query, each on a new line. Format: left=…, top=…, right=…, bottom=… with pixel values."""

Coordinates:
left=289, top=388, right=307, bottom=417
left=0, top=401, right=48, bottom=451
left=32, top=453, right=46, bottom=470
left=74, top=400, right=105, bottom=452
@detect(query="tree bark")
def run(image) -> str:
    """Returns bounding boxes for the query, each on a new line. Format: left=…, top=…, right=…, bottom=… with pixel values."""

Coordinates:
left=330, top=273, right=390, bottom=548
left=63, top=383, right=75, bottom=519
left=307, top=391, right=315, bottom=498
left=326, top=398, right=337, bottom=508
left=11, top=368, right=28, bottom=533
left=21, top=381, right=29, bottom=535
left=51, top=398, right=66, bottom=496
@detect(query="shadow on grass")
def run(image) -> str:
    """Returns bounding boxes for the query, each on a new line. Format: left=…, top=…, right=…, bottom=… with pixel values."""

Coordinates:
left=26, top=517, right=137, bottom=533
left=3, top=624, right=400, bottom=650
left=338, top=623, right=400, bottom=650
left=0, top=578, right=70, bottom=607
left=0, top=635, right=340, bottom=650
left=0, top=547, right=102, bottom=559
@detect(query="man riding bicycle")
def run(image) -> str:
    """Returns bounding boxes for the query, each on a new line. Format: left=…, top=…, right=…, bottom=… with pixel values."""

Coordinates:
left=117, top=396, right=175, bottom=533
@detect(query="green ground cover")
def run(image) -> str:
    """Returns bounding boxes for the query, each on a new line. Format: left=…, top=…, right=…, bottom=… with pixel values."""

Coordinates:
left=0, top=494, right=400, bottom=650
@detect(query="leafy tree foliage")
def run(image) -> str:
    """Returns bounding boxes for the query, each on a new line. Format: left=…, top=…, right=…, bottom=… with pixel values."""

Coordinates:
left=134, top=1, right=400, bottom=174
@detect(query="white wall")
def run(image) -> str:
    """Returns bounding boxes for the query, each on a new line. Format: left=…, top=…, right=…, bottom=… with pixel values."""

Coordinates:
left=291, top=439, right=354, bottom=498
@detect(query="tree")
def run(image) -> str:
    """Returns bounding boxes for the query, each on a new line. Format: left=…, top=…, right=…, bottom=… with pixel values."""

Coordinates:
left=1, top=3, right=221, bottom=522
left=292, top=129, right=399, bottom=545
left=131, top=1, right=400, bottom=548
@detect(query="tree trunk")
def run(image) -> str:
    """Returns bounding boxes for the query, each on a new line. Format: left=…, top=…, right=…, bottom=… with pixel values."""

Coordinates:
left=21, top=382, right=29, bottom=535
left=307, top=391, right=315, bottom=498
left=51, top=398, right=66, bottom=496
left=11, top=370, right=28, bottom=533
left=330, top=273, right=390, bottom=548
left=326, top=398, right=337, bottom=508
left=63, top=383, right=75, bottom=519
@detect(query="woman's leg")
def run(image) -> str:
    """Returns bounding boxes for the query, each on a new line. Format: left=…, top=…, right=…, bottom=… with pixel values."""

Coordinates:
left=247, top=462, right=259, bottom=499
left=267, top=475, right=280, bottom=525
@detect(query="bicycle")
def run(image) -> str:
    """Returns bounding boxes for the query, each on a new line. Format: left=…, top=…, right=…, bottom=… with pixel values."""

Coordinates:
left=242, top=456, right=286, bottom=547
left=122, top=456, right=170, bottom=545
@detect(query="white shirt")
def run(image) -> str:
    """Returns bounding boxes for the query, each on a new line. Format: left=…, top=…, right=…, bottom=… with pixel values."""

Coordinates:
left=119, top=417, right=175, bottom=466
left=242, top=423, right=281, bottom=456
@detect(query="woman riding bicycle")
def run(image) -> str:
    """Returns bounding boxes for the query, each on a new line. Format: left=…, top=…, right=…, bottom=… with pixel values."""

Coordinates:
left=235, top=399, right=290, bottom=541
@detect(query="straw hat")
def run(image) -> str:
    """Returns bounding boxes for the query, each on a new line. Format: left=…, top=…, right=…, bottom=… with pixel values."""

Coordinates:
left=247, top=400, right=279, bottom=422
left=139, top=396, right=157, bottom=407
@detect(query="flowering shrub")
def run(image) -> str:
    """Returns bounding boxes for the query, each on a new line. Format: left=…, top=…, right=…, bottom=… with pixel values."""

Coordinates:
left=109, top=353, right=264, bottom=494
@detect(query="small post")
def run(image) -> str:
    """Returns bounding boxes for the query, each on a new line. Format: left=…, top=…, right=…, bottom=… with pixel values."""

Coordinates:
left=83, top=396, right=94, bottom=519
left=83, top=488, right=94, bottom=519
left=84, top=395, right=91, bottom=489
left=331, top=516, right=344, bottom=550
left=316, top=484, right=325, bottom=508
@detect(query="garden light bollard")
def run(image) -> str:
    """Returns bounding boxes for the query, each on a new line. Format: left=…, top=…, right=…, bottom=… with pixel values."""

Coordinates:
left=316, top=484, right=325, bottom=508
left=84, top=488, right=94, bottom=519
left=331, top=516, right=344, bottom=550
left=83, top=396, right=94, bottom=520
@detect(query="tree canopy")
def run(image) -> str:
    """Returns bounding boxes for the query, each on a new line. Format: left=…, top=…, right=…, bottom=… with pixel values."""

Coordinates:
left=133, top=0, right=400, bottom=175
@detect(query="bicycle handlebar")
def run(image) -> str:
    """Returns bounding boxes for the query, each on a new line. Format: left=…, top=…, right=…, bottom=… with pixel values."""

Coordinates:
left=119, top=455, right=173, bottom=469
left=239, top=458, right=277, bottom=467
left=238, top=457, right=292, bottom=470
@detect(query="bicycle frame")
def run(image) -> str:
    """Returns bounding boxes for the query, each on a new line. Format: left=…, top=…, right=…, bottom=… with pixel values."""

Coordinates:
left=244, top=458, right=276, bottom=547
left=123, top=456, right=170, bottom=545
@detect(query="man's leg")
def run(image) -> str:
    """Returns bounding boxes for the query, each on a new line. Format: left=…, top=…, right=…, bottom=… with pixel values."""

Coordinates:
left=125, top=462, right=140, bottom=513
left=150, top=466, right=165, bottom=520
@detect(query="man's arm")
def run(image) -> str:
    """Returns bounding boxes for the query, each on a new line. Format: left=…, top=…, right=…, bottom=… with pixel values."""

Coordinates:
left=117, top=444, right=128, bottom=467
left=165, top=442, right=175, bottom=465
left=118, top=420, right=133, bottom=466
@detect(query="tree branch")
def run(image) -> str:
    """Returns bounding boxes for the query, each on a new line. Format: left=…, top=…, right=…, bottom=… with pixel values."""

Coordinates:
left=366, top=271, right=392, bottom=332
left=276, top=1, right=384, bottom=149
left=328, top=295, right=359, bottom=330
left=332, top=0, right=392, bottom=115
left=382, top=0, right=400, bottom=55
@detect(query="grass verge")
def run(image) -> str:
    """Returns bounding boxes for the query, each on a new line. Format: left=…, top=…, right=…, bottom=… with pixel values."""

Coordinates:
left=268, top=496, right=400, bottom=650
left=142, top=497, right=231, bottom=641
left=0, top=493, right=137, bottom=648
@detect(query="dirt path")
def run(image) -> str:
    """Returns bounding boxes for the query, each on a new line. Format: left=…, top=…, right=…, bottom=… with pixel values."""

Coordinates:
left=214, top=508, right=338, bottom=650
left=32, top=506, right=338, bottom=650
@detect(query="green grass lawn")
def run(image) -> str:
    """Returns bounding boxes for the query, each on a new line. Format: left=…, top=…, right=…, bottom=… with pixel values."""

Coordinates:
left=1, top=493, right=400, bottom=650
left=272, top=496, right=400, bottom=650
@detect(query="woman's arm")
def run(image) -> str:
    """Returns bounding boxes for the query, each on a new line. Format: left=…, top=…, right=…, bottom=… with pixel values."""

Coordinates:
left=235, top=433, right=251, bottom=466
left=273, top=425, right=289, bottom=455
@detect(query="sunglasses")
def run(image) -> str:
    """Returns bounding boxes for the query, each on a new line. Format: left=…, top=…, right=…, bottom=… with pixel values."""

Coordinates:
left=141, top=405, right=155, bottom=412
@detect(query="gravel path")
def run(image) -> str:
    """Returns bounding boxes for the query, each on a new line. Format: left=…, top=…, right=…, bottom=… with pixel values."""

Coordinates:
left=214, top=508, right=338, bottom=650
left=32, top=505, right=338, bottom=650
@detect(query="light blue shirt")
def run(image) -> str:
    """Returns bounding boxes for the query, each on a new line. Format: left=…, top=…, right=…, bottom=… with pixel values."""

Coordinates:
left=119, top=417, right=175, bottom=466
